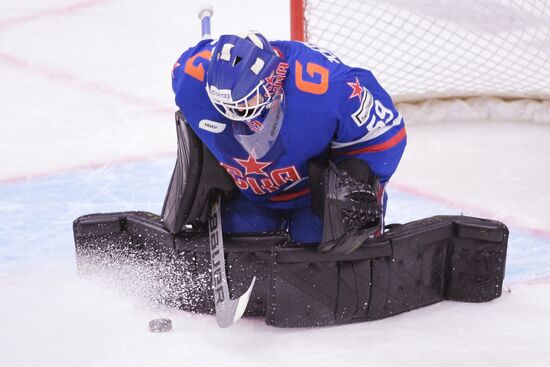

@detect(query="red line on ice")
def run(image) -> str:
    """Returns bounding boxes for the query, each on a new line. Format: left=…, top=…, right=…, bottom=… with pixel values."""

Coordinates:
left=390, top=180, right=550, bottom=239
left=0, top=0, right=109, bottom=30
left=0, top=52, right=171, bottom=111
left=0, top=0, right=171, bottom=111
left=0, top=2, right=175, bottom=183
left=0, top=151, right=177, bottom=185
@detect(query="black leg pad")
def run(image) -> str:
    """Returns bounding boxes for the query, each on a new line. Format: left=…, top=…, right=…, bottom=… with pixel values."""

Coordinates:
left=74, top=213, right=508, bottom=327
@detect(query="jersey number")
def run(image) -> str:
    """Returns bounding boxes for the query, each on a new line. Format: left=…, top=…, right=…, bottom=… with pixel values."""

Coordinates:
left=366, top=100, right=395, bottom=132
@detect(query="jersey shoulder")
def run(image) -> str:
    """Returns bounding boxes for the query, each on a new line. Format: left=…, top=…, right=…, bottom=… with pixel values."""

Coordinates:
left=271, top=41, right=342, bottom=63
left=277, top=43, right=406, bottom=155
left=271, top=41, right=387, bottom=97
left=270, top=40, right=353, bottom=110
left=171, top=39, right=215, bottom=112
left=172, top=39, right=214, bottom=78
left=270, top=40, right=348, bottom=78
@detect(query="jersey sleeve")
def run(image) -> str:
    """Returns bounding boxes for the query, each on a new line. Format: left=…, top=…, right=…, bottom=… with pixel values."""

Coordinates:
left=330, top=67, right=407, bottom=183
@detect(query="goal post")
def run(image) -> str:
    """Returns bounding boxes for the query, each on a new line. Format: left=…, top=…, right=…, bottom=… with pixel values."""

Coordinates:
left=290, top=0, right=305, bottom=41
left=289, top=0, right=550, bottom=122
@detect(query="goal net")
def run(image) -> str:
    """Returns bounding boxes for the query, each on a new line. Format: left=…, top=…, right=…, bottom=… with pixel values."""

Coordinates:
left=291, top=0, right=550, bottom=122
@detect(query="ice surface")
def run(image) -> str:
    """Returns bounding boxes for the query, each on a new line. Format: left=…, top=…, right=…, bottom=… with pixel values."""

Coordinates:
left=1, top=1, right=549, bottom=366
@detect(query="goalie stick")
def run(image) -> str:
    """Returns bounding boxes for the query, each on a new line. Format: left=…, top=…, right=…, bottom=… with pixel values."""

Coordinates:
left=208, top=192, right=256, bottom=327
left=199, top=5, right=256, bottom=327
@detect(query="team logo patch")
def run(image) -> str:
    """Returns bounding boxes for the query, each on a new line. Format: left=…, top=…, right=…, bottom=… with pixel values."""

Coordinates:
left=347, top=77, right=362, bottom=99
left=347, top=78, right=374, bottom=127
left=220, top=154, right=301, bottom=195
left=234, top=154, right=271, bottom=176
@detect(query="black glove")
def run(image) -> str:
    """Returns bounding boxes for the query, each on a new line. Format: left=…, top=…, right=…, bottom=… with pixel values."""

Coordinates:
left=309, top=158, right=381, bottom=254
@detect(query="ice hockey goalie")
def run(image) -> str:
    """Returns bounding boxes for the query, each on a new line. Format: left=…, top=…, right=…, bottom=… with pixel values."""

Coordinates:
left=73, top=32, right=508, bottom=327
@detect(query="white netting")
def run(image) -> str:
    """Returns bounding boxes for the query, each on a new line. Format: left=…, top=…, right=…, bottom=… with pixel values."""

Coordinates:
left=304, top=0, right=550, bottom=103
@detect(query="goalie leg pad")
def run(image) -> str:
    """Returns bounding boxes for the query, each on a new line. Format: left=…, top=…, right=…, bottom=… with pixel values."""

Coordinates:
left=73, top=213, right=508, bottom=327
left=267, top=215, right=507, bottom=326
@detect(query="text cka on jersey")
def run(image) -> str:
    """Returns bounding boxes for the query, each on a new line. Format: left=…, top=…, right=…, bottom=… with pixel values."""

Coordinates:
left=220, top=155, right=300, bottom=196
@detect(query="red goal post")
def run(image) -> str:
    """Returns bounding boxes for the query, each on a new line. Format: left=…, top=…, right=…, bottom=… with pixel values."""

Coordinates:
left=289, top=0, right=550, bottom=108
left=290, top=0, right=306, bottom=41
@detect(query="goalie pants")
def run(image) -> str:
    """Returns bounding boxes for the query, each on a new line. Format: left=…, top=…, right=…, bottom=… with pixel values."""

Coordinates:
left=221, top=190, right=388, bottom=244
left=221, top=194, right=323, bottom=244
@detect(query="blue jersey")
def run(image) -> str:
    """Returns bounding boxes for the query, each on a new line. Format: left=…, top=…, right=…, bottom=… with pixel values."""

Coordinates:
left=172, top=39, right=406, bottom=210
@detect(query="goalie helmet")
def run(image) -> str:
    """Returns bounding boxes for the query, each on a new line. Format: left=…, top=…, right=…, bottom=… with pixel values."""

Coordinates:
left=206, top=32, right=286, bottom=121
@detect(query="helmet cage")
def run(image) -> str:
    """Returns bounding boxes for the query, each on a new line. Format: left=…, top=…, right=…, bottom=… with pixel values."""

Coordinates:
left=206, top=79, right=275, bottom=121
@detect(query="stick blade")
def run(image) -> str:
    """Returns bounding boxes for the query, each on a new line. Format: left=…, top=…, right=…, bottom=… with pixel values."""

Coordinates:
left=216, top=276, right=256, bottom=328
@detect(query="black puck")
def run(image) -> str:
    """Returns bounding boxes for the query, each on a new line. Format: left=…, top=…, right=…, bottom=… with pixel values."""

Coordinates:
left=149, top=318, right=172, bottom=333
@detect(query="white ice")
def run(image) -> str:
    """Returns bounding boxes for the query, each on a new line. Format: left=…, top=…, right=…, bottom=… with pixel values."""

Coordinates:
left=1, top=1, right=550, bottom=366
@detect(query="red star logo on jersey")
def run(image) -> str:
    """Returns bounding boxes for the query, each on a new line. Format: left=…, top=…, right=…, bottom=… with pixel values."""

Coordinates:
left=171, top=61, right=181, bottom=78
left=234, top=154, right=272, bottom=176
left=347, top=77, right=363, bottom=99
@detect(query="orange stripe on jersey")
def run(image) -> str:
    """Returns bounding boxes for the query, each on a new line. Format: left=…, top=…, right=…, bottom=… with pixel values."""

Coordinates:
left=269, top=187, right=311, bottom=202
left=332, top=127, right=407, bottom=156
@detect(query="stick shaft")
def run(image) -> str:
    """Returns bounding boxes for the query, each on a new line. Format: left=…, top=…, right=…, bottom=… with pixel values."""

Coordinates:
left=198, top=5, right=213, bottom=39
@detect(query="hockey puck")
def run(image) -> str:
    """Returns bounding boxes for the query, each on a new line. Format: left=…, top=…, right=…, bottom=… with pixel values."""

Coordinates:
left=149, top=318, right=172, bottom=333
